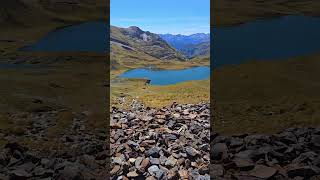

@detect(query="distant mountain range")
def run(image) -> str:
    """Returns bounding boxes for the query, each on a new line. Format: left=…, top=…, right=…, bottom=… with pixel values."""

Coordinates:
left=110, top=25, right=210, bottom=69
left=159, top=33, right=210, bottom=58
left=179, top=41, right=210, bottom=58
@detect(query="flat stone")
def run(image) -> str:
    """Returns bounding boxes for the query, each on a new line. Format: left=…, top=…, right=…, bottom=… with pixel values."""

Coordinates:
left=149, top=157, right=160, bottom=165
left=165, top=155, right=177, bottom=167
left=311, top=135, right=320, bottom=147
left=9, top=169, right=31, bottom=178
left=277, top=132, right=297, bottom=144
left=110, top=165, right=121, bottom=176
left=148, top=165, right=164, bottom=179
left=211, top=143, right=228, bottom=160
left=173, top=113, right=180, bottom=118
left=128, top=158, right=136, bottom=164
left=127, top=171, right=139, bottom=178
left=210, top=164, right=224, bottom=177
left=178, top=169, right=189, bottom=179
left=233, top=158, right=255, bottom=170
left=135, top=157, right=143, bottom=168
left=139, top=158, right=150, bottom=172
left=146, top=147, right=160, bottom=158
left=249, top=165, right=277, bottom=179
left=185, top=147, right=199, bottom=157
left=113, top=155, right=125, bottom=165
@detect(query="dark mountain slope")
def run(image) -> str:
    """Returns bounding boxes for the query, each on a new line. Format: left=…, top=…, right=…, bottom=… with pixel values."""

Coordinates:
left=111, top=26, right=186, bottom=61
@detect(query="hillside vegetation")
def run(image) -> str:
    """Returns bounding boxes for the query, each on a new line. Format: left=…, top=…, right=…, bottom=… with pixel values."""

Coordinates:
left=214, top=0, right=320, bottom=26
left=0, top=0, right=106, bottom=28
left=111, top=26, right=186, bottom=64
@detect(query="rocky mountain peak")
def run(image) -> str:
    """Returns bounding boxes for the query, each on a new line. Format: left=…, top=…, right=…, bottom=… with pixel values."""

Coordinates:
left=128, top=26, right=142, bottom=31
left=124, top=26, right=144, bottom=37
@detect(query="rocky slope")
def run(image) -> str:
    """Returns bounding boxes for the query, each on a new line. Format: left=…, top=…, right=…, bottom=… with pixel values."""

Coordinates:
left=0, top=54, right=108, bottom=179
left=111, top=26, right=186, bottom=61
left=0, top=110, right=108, bottom=179
left=211, top=127, right=320, bottom=179
left=110, top=102, right=210, bottom=179
left=180, top=41, right=210, bottom=58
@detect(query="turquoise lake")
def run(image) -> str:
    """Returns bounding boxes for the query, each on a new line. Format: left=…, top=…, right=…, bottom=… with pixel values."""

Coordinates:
left=212, top=16, right=320, bottom=68
left=20, top=22, right=108, bottom=53
left=18, top=16, right=320, bottom=85
left=118, top=66, right=210, bottom=86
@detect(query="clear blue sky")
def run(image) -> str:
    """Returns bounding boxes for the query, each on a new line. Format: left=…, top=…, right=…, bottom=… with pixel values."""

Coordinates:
left=111, top=0, right=210, bottom=35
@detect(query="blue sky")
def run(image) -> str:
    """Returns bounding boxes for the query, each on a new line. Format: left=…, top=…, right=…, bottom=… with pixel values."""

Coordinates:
left=111, top=0, right=210, bottom=35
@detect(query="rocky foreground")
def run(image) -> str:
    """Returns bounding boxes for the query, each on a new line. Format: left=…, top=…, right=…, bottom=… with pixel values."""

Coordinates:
left=211, top=127, right=320, bottom=179
left=110, top=103, right=211, bottom=179
left=2, top=102, right=320, bottom=180
left=0, top=110, right=108, bottom=179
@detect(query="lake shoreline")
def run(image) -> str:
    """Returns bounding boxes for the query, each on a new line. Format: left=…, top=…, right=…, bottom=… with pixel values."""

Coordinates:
left=118, top=66, right=210, bottom=86
left=212, top=15, right=320, bottom=68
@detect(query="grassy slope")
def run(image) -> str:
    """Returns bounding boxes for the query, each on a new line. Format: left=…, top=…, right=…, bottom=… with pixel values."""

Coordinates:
left=212, top=0, right=320, bottom=135
left=0, top=55, right=107, bottom=148
left=0, top=0, right=107, bottom=148
left=214, top=0, right=320, bottom=26
left=213, top=53, right=320, bottom=135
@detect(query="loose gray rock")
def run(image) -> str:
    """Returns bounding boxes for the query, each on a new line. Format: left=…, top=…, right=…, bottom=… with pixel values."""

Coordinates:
left=110, top=103, right=210, bottom=179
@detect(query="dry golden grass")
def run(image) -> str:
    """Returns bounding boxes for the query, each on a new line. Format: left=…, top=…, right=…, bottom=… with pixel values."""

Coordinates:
left=213, top=53, right=320, bottom=134
left=111, top=77, right=209, bottom=108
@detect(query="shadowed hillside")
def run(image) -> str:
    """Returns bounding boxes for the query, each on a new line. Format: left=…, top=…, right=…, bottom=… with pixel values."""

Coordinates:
left=214, top=0, right=320, bottom=26
left=0, top=0, right=107, bottom=50
left=0, top=0, right=106, bottom=28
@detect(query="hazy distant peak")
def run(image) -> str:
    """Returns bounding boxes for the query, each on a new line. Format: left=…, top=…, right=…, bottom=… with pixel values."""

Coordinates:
left=159, top=33, right=210, bottom=58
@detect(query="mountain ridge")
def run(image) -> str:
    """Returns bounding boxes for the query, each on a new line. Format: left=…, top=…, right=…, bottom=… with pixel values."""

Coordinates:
left=159, top=33, right=210, bottom=58
left=110, top=25, right=187, bottom=61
